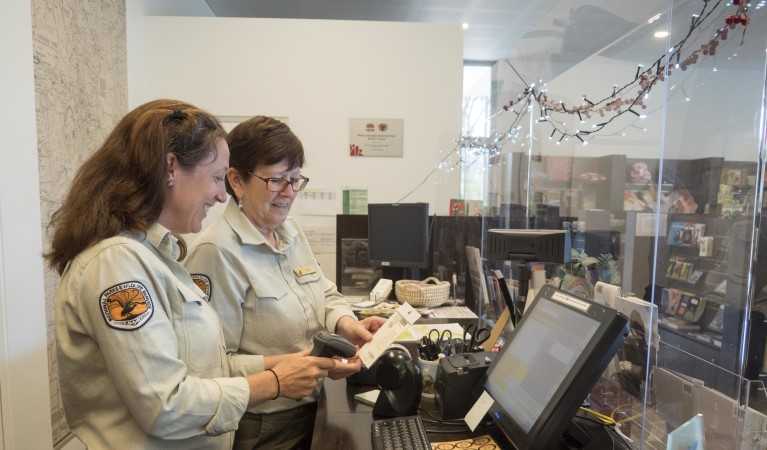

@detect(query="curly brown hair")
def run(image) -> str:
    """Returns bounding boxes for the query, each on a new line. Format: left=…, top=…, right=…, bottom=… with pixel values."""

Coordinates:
left=45, top=99, right=226, bottom=274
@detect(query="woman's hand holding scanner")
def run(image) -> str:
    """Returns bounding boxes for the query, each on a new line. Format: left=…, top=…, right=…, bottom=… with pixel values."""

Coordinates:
left=309, top=329, right=363, bottom=379
left=326, top=356, right=362, bottom=379
left=246, top=350, right=335, bottom=406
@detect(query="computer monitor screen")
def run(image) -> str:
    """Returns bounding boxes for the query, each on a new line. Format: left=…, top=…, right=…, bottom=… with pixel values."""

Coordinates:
left=482, top=285, right=629, bottom=449
left=367, top=203, right=429, bottom=269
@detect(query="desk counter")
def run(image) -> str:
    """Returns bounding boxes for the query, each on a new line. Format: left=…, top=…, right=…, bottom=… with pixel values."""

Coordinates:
left=311, top=377, right=510, bottom=450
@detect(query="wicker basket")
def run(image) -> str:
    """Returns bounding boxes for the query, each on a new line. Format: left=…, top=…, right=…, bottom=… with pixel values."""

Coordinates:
left=395, top=277, right=450, bottom=308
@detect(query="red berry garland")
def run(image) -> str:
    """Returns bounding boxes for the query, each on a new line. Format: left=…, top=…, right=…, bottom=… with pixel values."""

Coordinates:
left=486, top=0, right=754, bottom=143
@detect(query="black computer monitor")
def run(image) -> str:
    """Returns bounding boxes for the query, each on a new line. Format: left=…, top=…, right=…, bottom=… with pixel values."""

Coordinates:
left=481, top=284, right=629, bottom=449
left=485, top=228, right=570, bottom=309
left=486, top=229, right=569, bottom=263
left=367, top=203, right=430, bottom=269
left=573, top=230, right=621, bottom=259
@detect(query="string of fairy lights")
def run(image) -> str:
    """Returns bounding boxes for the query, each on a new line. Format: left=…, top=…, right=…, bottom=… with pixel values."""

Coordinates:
left=396, top=0, right=756, bottom=202
left=450, top=0, right=750, bottom=165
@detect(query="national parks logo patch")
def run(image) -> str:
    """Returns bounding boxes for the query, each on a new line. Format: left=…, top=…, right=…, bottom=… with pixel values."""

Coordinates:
left=191, top=274, right=212, bottom=300
left=100, top=281, right=154, bottom=330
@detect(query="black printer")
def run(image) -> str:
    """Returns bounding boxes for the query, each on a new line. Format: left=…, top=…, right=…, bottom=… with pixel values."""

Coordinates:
left=434, top=351, right=495, bottom=420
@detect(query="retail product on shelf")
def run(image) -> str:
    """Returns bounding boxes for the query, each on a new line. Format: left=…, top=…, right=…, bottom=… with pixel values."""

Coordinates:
left=667, top=221, right=707, bottom=248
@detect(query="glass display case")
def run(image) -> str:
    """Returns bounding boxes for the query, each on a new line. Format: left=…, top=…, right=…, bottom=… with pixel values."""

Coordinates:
left=461, top=1, right=767, bottom=448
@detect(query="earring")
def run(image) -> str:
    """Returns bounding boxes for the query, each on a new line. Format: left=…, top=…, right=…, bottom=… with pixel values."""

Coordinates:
left=167, top=178, right=174, bottom=187
left=238, top=198, right=243, bottom=209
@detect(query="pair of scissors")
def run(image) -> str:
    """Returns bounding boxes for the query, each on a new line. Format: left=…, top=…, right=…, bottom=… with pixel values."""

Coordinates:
left=463, top=323, right=491, bottom=353
left=428, top=329, right=453, bottom=356
left=419, top=336, right=437, bottom=360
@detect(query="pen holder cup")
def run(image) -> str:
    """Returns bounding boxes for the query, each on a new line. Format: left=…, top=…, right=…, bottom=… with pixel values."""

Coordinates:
left=418, top=357, right=440, bottom=398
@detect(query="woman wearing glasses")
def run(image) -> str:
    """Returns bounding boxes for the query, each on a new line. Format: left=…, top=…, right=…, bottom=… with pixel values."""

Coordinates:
left=183, top=116, right=385, bottom=450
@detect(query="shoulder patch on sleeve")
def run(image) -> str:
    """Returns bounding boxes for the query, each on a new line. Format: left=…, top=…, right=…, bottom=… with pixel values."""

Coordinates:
left=191, top=274, right=212, bottom=300
left=100, top=281, right=154, bottom=330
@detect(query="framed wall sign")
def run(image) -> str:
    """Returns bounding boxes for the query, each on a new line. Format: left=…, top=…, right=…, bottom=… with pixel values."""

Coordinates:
left=349, top=118, right=404, bottom=157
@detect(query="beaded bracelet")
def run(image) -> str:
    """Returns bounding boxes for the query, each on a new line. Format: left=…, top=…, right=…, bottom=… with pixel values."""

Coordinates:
left=266, top=368, right=280, bottom=400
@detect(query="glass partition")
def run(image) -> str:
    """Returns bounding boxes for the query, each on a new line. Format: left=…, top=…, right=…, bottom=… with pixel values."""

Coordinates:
left=461, top=1, right=767, bottom=448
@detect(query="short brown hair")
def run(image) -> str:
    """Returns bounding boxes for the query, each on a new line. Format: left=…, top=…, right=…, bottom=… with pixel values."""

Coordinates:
left=225, top=116, right=305, bottom=199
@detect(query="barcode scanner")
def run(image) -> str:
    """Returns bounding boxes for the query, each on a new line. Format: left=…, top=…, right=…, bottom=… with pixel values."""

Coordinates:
left=309, top=330, right=357, bottom=358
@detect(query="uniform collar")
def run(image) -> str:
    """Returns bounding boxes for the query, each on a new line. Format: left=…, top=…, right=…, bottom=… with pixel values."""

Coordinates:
left=136, top=223, right=183, bottom=260
left=223, top=196, right=299, bottom=247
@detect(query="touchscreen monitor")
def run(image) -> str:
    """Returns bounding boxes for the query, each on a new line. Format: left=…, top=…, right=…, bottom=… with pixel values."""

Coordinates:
left=482, top=284, right=629, bottom=449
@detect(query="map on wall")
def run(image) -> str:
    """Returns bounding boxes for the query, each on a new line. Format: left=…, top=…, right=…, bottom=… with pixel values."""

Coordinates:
left=30, top=0, right=128, bottom=447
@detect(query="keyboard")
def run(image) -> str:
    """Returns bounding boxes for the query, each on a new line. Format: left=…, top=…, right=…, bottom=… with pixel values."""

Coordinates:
left=371, top=415, right=431, bottom=450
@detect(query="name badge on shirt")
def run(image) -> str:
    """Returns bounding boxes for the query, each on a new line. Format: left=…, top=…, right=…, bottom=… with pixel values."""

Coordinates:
left=294, top=265, right=317, bottom=276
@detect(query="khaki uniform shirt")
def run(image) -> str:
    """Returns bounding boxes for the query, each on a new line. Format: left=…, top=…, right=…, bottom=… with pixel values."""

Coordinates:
left=184, top=198, right=356, bottom=414
left=55, top=223, right=259, bottom=449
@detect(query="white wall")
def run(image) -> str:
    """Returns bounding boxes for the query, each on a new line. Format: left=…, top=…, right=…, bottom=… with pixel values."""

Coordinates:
left=0, top=4, right=460, bottom=449
left=0, top=0, right=54, bottom=448
left=132, top=16, right=464, bottom=280
left=126, top=0, right=213, bottom=108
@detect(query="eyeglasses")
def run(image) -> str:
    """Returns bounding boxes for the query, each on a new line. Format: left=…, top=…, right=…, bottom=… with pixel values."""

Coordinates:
left=249, top=173, right=310, bottom=192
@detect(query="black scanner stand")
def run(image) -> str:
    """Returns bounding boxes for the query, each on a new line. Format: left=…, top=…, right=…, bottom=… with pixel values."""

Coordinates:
left=372, top=347, right=422, bottom=417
